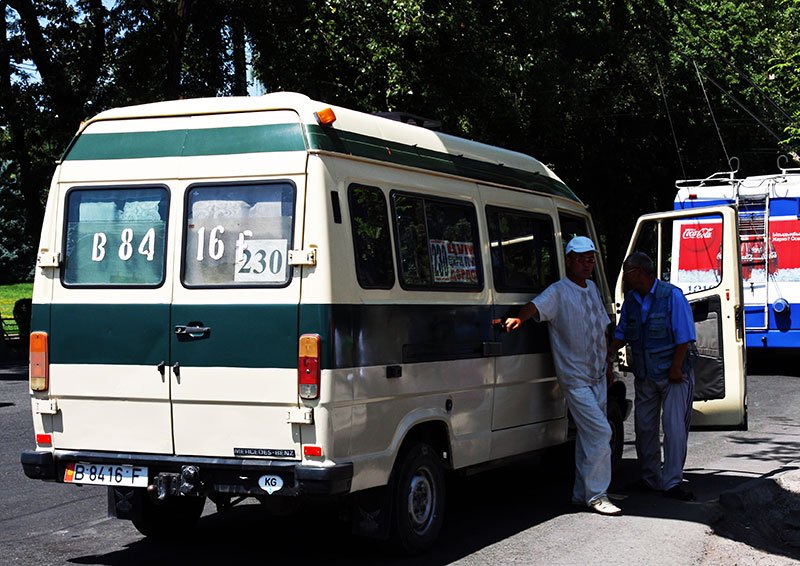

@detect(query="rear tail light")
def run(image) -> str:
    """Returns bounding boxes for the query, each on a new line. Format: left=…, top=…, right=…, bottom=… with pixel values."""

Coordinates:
left=303, top=445, right=323, bottom=457
left=30, top=331, right=49, bottom=391
left=298, top=334, right=321, bottom=400
left=36, top=434, right=52, bottom=446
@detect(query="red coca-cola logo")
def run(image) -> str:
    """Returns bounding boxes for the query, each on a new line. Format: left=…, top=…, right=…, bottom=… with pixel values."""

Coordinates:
left=682, top=227, right=714, bottom=239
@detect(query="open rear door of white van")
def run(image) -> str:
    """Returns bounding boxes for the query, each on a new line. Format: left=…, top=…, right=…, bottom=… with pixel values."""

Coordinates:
left=615, top=206, right=747, bottom=430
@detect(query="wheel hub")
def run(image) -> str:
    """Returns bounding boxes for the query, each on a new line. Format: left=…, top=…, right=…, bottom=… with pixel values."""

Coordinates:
left=407, top=467, right=434, bottom=532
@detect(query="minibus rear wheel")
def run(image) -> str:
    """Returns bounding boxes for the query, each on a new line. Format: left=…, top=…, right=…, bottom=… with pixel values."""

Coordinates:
left=390, top=442, right=446, bottom=555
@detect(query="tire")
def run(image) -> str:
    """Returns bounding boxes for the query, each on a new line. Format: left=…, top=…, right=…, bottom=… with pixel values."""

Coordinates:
left=131, top=492, right=206, bottom=539
left=390, top=443, right=446, bottom=555
left=607, top=400, right=624, bottom=471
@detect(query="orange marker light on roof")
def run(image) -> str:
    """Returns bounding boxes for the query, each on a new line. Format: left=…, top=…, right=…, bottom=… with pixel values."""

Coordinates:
left=30, top=331, right=49, bottom=392
left=314, top=107, right=337, bottom=126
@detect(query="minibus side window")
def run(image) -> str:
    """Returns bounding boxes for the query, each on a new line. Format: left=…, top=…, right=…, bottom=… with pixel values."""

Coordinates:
left=559, top=213, right=591, bottom=249
left=62, top=186, right=168, bottom=287
left=348, top=184, right=395, bottom=289
left=182, top=182, right=295, bottom=287
left=486, top=207, right=557, bottom=292
left=392, top=192, right=482, bottom=290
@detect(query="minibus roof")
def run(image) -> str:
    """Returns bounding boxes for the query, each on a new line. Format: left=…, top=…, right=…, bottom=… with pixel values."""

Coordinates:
left=80, top=92, right=581, bottom=204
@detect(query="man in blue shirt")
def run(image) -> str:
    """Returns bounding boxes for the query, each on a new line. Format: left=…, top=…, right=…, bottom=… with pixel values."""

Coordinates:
left=609, top=252, right=697, bottom=501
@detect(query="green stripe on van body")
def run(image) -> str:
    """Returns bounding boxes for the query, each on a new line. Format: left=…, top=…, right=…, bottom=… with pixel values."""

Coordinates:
left=40, top=303, right=300, bottom=368
left=36, top=302, right=550, bottom=369
left=48, top=303, right=171, bottom=366
left=170, top=303, right=298, bottom=368
left=306, top=125, right=581, bottom=203
left=64, top=117, right=578, bottom=205
left=64, top=123, right=306, bottom=161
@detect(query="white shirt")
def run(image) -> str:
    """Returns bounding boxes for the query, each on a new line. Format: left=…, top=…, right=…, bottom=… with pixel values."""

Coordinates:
left=532, top=277, right=609, bottom=388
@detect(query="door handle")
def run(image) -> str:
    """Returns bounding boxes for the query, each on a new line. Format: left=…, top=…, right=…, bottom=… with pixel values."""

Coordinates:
left=386, top=365, right=402, bottom=379
left=172, top=362, right=180, bottom=378
left=174, top=322, right=211, bottom=340
left=156, top=361, right=166, bottom=377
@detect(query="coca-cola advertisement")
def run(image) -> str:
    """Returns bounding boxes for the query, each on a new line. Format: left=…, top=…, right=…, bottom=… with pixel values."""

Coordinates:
left=763, top=218, right=800, bottom=281
left=673, top=219, right=723, bottom=293
left=674, top=217, right=800, bottom=290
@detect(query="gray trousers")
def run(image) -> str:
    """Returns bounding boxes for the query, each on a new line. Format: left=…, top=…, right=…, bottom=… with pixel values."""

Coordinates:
left=562, top=379, right=612, bottom=504
left=634, top=372, right=694, bottom=491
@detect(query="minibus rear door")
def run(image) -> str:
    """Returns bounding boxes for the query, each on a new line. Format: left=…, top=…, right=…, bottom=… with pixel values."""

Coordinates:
left=47, top=183, right=175, bottom=454
left=170, top=178, right=305, bottom=458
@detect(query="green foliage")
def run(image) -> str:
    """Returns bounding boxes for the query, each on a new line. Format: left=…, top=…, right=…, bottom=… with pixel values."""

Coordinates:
left=0, top=282, right=32, bottom=319
left=765, top=0, right=800, bottom=146
left=1, top=0, right=799, bottom=281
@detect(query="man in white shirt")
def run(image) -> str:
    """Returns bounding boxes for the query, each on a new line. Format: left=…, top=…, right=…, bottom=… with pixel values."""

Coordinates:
left=505, top=236, right=620, bottom=516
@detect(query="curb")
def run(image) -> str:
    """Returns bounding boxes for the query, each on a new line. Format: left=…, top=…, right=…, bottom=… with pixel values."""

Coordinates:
left=718, top=465, right=800, bottom=550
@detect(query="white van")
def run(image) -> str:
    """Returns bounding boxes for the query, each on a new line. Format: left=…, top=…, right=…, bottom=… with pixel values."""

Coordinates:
left=20, top=92, right=746, bottom=553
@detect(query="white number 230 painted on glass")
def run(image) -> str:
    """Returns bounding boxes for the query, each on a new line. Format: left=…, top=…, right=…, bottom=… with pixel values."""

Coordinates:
left=234, top=231, right=287, bottom=283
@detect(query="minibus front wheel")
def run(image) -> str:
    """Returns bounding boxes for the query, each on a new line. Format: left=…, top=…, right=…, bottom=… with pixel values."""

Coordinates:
left=390, top=442, right=446, bottom=555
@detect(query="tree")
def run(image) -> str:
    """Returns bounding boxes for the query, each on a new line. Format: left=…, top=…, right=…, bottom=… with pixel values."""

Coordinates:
left=0, top=0, right=107, bottom=281
left=1, top=0, right=798, bottom=282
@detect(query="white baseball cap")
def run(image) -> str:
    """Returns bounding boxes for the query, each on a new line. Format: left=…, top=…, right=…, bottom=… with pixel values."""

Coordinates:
left=565, top=236, right=597, bottom=255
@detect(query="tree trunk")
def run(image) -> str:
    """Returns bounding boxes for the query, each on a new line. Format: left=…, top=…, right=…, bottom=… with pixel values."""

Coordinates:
left=231, top=12, right=248, bottom=96
left=0, top=0, right=43, bottom=246
left=166, top=0, right=193, bottom=99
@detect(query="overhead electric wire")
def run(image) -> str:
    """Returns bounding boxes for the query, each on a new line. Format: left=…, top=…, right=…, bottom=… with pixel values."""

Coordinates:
left=697, top=67, right=784, bottom=141
left=667, top=0, right=795, bottom=123
left=656, top=63, right=686, bottom=178
left=652, top=26, right=788, bottom=146
left=694, top=60, right=730, bottom=165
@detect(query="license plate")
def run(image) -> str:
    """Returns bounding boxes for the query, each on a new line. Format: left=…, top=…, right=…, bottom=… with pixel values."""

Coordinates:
left=64, top=462, right=149, bottom=487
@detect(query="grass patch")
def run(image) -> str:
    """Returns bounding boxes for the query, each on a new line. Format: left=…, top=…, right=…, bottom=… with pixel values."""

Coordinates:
left=0, top=283, right=33, bottom=319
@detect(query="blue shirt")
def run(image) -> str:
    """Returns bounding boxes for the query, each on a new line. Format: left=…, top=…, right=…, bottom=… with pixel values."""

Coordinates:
left=614, top=280, right=696, bottom=344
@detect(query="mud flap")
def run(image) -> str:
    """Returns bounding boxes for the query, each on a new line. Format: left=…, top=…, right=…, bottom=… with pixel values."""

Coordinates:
left=107, top=486, right=143, bottom=521
left=350, top=485, right=392, bottom=540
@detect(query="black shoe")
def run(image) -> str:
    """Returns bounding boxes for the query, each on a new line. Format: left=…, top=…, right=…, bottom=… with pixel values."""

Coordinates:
left=628, top=479, right=660, bottom=493
left=663, top=485, right=695, bottom=501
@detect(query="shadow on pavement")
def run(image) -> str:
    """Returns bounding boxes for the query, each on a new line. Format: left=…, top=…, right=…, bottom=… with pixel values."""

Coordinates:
left=747, top=349, right=800, bottom=377
left=65, top=456, right=576, bottom=566
left=0, top=361, right=27, bottom=381
left=62, top=455, right=800, bottom=565
left=713, top=468, right=800, bottom=559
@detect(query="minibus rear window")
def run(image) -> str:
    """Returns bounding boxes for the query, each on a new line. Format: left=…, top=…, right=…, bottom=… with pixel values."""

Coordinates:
left=487, top=207, right=557, bottom=293
left=62, top=187, right=168, bottom=287
left=392, top=192, right=482, bottom=290
left=182, top=182, right=295, bottom=287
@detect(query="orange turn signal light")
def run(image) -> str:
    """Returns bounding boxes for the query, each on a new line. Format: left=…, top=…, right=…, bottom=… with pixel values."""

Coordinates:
left=30, top=331, right=49, bottom=392
left=314, top=107, right=336, bottom=126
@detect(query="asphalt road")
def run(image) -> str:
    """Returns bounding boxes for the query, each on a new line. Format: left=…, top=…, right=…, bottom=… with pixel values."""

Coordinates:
left=1, top=355, right=799, bottom=565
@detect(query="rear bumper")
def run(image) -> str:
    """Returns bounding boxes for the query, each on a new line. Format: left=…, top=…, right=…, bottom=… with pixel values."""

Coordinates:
left=21, top=450, right=353, bottom=497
